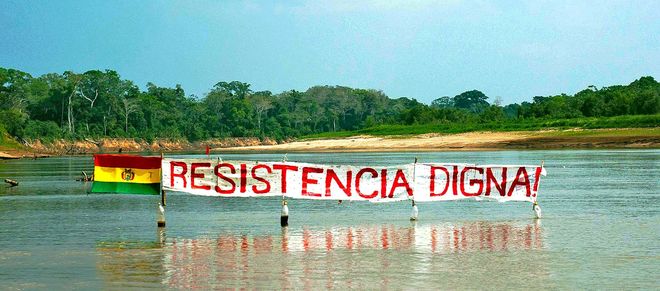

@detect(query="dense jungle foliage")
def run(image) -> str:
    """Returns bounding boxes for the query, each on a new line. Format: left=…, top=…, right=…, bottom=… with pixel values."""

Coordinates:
left=0, top=67, right=658, bottom=143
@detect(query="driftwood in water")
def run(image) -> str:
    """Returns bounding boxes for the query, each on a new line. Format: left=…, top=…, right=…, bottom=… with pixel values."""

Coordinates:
left=4, top=179, right=18, bottom=187
left=76, top=171, right=94, bottom=182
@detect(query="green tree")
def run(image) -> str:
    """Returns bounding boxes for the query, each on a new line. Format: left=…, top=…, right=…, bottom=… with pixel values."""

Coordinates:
left=453, top=90, right=489, bottom=113
left=430, top=96, right=453, bottom=108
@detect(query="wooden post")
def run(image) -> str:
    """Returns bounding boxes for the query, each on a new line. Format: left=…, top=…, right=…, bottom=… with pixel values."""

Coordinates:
left=409, top=157, right=419, bottom=221
left=533, top=160, right=545, bottom=219
left=160, top=152, right=166, bottom=207
left=410, top=200, right=418, bottom=221
left=413, top=157, right=418, bottom=181
left=158, top=152, right=166, bottom=228
left=157, top=203, right=166, bottom=228
left=281, top=200, right=289, bottom=227
left=157, top=226, right=166, bottom=246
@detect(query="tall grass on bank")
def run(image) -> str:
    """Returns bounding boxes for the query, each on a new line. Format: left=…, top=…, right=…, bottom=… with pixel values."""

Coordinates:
left=304, top=114, right=660, bottom=139
left=0, top=128, right=23, bottom=150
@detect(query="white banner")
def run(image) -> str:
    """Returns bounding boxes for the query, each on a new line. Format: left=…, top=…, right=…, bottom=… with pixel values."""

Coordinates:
left=162, top=159, right=545, bottom=203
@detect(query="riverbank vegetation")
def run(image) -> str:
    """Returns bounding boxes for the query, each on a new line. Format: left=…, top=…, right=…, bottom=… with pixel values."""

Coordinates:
left=305, top=114, right=660, bottom=138
left=1, top=67, right=658, bottom=146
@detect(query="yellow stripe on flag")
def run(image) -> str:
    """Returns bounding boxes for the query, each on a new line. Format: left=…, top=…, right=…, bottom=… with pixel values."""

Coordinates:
left=94, top=166, right=161, bottom=184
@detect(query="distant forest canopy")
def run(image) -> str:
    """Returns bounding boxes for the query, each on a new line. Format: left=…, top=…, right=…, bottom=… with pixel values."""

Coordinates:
left=0, top=67, right=658, bottom=142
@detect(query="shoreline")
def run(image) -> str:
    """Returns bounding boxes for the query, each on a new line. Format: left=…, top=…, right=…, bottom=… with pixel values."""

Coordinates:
left=1, top=128, right=658, bottom=159
left=0, top=137, right=278, bottom=159
left=218, top=128, right=660, bottom=153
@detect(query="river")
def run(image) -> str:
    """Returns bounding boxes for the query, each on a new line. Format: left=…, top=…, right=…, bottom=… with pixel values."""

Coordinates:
left=0, top=150, right=658, bottom=289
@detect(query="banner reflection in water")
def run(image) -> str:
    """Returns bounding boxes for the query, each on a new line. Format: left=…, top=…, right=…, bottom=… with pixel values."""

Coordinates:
left=97, top=221, right=546, bottom=289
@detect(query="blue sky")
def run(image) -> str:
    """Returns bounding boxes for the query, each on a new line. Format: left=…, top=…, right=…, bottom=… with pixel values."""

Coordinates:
left=1, top=0, right=658, bottom=104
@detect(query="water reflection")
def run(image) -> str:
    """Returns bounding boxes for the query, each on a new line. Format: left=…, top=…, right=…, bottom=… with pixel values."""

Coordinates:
left=96, top=221, right=544, bottom=289
left=95, top=228, right=166, bottom=289
left=176, top=220, right=543, bottom=254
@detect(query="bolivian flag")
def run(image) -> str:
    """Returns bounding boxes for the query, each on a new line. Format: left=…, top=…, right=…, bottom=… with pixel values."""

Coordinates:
left=91, top=154, right=162, bottom=195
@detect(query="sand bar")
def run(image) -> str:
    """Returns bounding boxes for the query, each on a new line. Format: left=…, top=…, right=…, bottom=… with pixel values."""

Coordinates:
left=220, top=129, right=660, bottom=152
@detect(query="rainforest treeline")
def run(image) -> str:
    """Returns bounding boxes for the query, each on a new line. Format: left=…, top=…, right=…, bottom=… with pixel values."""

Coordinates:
left=0, top=67, right=658, bottom=142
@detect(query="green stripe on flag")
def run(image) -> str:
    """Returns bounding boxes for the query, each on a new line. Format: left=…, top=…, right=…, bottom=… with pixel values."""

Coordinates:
left=91, top=181, right=160, bottom=195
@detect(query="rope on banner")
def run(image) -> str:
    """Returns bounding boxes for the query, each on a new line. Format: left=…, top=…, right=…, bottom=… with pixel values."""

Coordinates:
left=215, top=157, right=221, bottom=189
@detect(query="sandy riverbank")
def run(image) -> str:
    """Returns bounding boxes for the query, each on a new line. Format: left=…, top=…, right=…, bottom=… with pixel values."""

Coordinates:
left=0, top=137, right=279, bottom=159
left=219, top=128, right=660, bottom=152
left=2, top=128, right=658, bottom=159
left=0, top=152, right=20, bottom=159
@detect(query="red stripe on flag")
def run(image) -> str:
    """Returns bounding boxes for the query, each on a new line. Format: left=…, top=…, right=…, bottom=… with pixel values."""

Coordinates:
left=94, top=154, right=162, bottom=169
